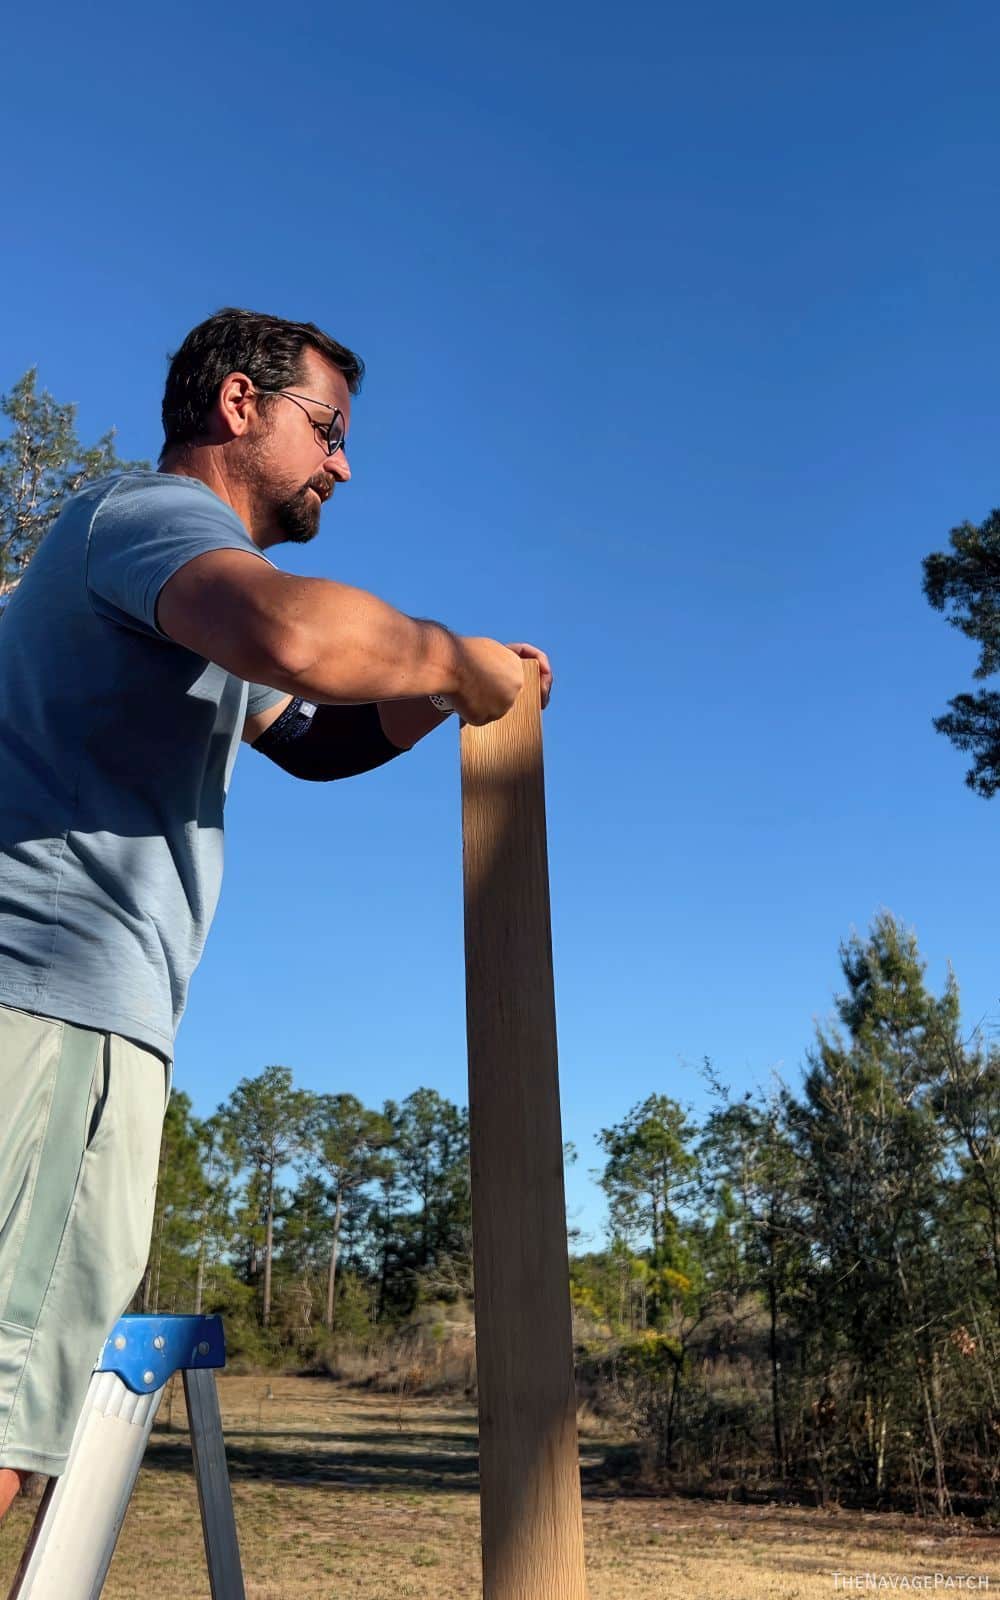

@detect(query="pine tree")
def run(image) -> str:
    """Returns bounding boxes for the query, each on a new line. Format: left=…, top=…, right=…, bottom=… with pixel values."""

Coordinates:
left=308, top=1094, right=394, bottom=1327
left=393, top=1088, right=470, bottom=1281
left=217, top=1065, right=316, bottom=1327
left=596, top=1094, right=696, bottom=1328
left=790, top=912, right=956, bottom=1508
left=700, top=1088, right=806, bottom=1477
left=192, top=1115, right=241, bottom=1315
left=0, top=369, right=147, bottom=599
left=923, top=508, right=1000, bottom=795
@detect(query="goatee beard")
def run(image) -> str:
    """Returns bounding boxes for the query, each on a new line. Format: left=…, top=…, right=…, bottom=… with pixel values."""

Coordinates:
left=272, top=483, right=322, bottom=546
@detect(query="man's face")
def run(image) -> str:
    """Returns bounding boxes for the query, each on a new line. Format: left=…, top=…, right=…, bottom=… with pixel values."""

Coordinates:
left=244, top=346, right=353, bottom=547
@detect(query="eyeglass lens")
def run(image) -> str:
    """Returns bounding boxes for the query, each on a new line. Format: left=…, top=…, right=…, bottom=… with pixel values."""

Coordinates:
left=326, top=413, right=346, bottom=454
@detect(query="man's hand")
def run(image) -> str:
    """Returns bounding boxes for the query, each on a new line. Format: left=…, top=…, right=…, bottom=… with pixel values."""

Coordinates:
left=505, top=642, right=553, bottom=709
left=449, top=638, right=527, bottom=725
left=448, top=640, right=554, bottom=725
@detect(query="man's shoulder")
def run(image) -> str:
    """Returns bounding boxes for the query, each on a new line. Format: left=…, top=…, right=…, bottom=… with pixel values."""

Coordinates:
left=95, top=469, right=237, bottom=517
left=87, top=471, right=254, bottom=554
left=53, top=469, right=235, bottom=531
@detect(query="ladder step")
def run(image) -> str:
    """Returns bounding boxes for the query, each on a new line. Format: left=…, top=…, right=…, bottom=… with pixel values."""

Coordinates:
left=6, top=1315, right=244, bottom=1600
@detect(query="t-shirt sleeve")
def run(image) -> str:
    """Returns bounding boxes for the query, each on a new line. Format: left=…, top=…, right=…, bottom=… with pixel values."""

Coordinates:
left=86, top=475, right=274, bottom=638
left=246, top=682, right=289, bottom=716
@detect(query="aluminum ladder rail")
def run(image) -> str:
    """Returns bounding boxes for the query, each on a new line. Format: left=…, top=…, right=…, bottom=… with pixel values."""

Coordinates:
left=7, top=1313, right=246, bottom=1600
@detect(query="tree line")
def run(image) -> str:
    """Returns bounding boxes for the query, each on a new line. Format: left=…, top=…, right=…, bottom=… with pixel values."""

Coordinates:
left=137, top=1071, right=474, bottom=1351
left=574, top=912, right=1000, bottom=1515
left=138, top=912, right=1000, bottom=1516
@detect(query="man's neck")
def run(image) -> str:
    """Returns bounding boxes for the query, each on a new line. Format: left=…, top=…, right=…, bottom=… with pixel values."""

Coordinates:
left=158, top=450, right=261, bottom=545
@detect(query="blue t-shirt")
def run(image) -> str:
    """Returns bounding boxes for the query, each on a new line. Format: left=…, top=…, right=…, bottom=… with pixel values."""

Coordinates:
left=0, top=471, right=286, bottom=1058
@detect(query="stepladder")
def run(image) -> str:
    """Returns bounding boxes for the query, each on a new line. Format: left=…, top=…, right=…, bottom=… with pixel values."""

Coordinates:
left=7, top=1313, right=246, bottom=1600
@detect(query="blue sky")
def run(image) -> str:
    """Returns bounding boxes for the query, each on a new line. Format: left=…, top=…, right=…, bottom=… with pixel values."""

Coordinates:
left=5, top=1, right=1000, bottom=1244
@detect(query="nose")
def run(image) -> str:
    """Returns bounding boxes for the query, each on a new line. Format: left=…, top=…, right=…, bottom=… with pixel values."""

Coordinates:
left=326, top=450, right=351, bottom=484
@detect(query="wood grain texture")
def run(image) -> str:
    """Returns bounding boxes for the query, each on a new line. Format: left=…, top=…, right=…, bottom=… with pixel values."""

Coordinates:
left=461, top=660, right=589, bottom=1600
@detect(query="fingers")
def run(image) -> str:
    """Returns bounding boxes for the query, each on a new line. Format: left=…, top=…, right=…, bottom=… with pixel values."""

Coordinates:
left=506, top=642, right=553, bottom=708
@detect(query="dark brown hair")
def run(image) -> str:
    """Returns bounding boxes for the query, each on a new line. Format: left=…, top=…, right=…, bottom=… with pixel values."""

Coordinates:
left=160, top=307, right=364, bottom=457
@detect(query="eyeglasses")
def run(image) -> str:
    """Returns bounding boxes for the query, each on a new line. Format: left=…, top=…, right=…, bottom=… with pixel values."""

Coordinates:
left=255, top=389, right=347, bottom=456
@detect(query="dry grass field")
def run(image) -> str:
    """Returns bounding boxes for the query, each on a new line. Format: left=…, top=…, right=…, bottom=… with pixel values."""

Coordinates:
left=1, top=1376, right=998, bottom=1599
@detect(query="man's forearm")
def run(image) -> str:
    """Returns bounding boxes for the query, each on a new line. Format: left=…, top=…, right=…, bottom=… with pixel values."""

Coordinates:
left=253, top=699, right=406, bottom=780
left=377, top=696, right=452, bottom=750
left=251, top=695, right=451, bottom=778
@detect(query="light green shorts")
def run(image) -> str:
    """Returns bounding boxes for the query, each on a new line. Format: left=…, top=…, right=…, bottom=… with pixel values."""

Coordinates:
left=0, top=1003, right=170, bottom=1475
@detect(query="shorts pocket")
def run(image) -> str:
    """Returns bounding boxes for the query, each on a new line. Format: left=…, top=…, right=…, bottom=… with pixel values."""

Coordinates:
left=85, top=1035, right=112, bottom=1151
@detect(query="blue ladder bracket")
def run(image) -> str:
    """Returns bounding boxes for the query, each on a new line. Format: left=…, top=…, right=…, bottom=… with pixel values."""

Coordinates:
left=96, top=1313, right=227, bottom=1394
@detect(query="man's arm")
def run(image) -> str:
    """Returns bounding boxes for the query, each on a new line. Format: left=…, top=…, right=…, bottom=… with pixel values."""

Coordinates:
left=241, top=645, right=552, bottom=756
left=241, top=692, right=451, bottom=786
left=243, top=695, right=293, bottom=744
left=244, top=692, right=453, bottom=779
left=158, top=549, right=464, bottom=703
left=242, top=693, right=449, bottom=750
left=157, top=548, right=524, bottom=725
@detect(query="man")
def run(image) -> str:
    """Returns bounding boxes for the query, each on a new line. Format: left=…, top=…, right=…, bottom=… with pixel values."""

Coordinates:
left=0, top=308, right=552, bottom=1518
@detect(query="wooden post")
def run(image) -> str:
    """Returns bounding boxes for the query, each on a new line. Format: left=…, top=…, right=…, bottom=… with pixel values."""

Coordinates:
left=461, top=660, right=589, bottom=1600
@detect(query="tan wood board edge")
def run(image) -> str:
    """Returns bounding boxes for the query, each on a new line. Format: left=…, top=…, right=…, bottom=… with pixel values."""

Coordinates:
left=460, top=659, right=589, bottom=1600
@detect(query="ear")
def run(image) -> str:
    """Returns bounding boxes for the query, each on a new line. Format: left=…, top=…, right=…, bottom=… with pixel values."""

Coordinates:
left=216, top=371, right=258, bottom=441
